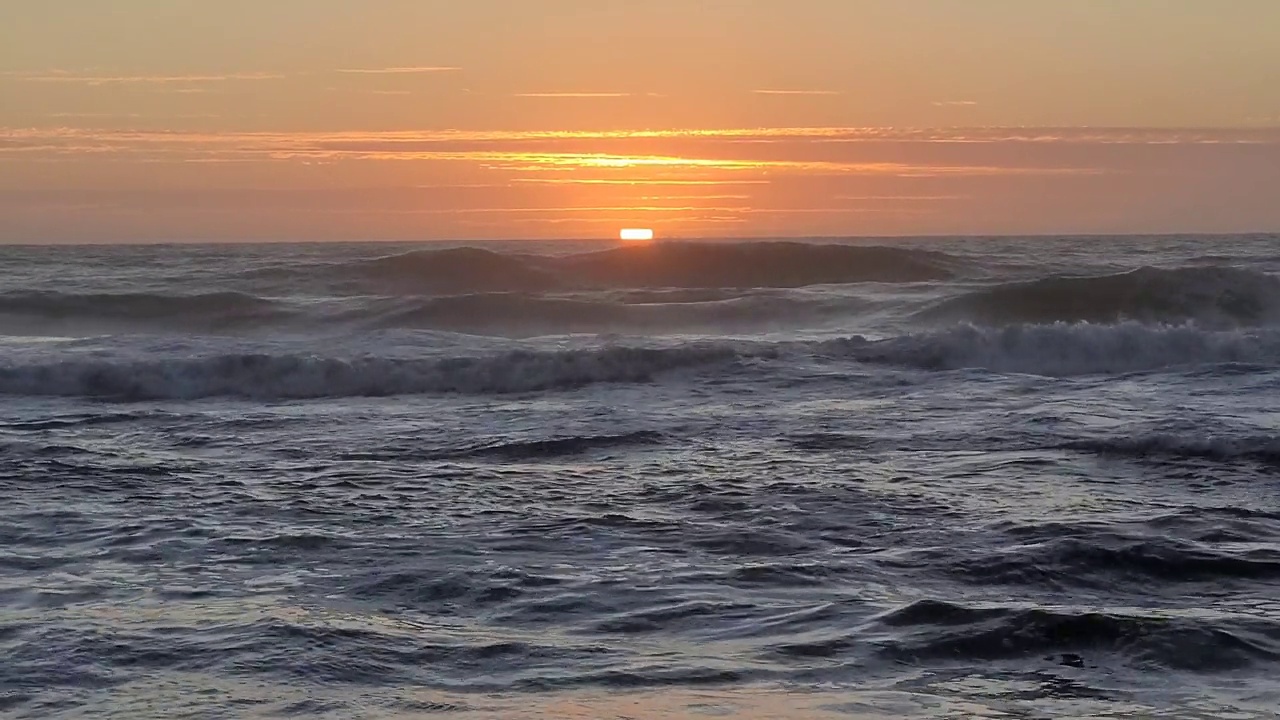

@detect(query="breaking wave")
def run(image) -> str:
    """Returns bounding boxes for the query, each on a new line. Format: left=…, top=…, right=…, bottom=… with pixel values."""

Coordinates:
left=919, top=267, right=1280, bottom=327
left=0, top=345, right=746, bottom=401
left=3, top=322, right=1278, bottom=399
left=826, top=323, right=1280, bottom=376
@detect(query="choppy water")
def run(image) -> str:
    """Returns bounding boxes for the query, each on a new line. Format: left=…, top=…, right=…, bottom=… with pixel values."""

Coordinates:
left=3, top=235, right=1279, bottom=719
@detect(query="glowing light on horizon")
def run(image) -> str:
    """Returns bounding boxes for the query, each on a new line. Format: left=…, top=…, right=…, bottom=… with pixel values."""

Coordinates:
left=620, top=228, right=655, bottom=242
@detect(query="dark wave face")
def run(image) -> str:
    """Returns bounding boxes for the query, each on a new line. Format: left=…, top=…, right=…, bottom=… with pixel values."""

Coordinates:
left=554, top=241, right=961, bottom=288
left=319, top=241, right=963, bottom=294
left=919, top=267, right=1280, bottom=327
left=0, top=290, right=293, bottom=333
left=358, top=292, right=867, bottom=336
left=350, top=246, right=564, bottom=294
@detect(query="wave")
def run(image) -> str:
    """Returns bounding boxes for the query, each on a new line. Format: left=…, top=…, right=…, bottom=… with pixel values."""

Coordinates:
left=3, top=321, right=1277, bottom=400
left=318, top=242, right=962, bottom=295
left=823, top=322, right=1280, bottom=376
left=919, top=267, right=1280, bottom=327
left=360, top=292, right=862, bottom=335
left=0, top=290, right=290, bottom=330
left=873, top=599, right=1280, bottom=671
left=1062, top=432, right=1280, bottom=465
left=0, top=285, right=863, bottom=337
left=350, top=247, right=563, bottom=294
left=556, top=242, right=960, bottom=288
left=0, top=345, right=745, bottom=400
left=342, top=430, right=666, bottom=462
left=950, top=534, right=1280, bottom=588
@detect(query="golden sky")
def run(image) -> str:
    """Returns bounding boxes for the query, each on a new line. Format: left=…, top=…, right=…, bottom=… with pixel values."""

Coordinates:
left=3, top=0, right=1280, bottom=241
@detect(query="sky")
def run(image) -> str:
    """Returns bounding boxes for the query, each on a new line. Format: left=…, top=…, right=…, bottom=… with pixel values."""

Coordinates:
left=3, top=0, right=1280, bottom=242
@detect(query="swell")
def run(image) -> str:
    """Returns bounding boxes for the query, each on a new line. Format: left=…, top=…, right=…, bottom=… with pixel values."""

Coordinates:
left=0, top=287, right=861, bottom=336
left=873, top=599, right=1280, bottom=671
left=555, top=241, right=961, bottom=288
left=322, top=242, right=962, bottom=294
left=919, top=267, right=1280, bottom=327
left=1062, top=432, right=1280, bottom=466
left=948, top=533, right=1280, bottom=589
left=360, top=292, right=863, bottom=335
left=342, top=430, right=667, bottom=462
left=0, top=290, right=290, bottom=330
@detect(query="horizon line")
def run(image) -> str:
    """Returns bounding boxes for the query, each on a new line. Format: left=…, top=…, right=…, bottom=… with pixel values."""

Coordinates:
left=4, top=230, right=1275, bottom=248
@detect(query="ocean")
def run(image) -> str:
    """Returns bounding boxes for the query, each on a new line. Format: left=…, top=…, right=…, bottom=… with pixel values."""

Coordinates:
left=2, top=235, right=1279, bottom=719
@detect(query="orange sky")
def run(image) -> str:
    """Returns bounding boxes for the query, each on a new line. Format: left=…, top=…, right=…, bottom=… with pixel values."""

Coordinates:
left=3, top=1, right=1280, bottom=242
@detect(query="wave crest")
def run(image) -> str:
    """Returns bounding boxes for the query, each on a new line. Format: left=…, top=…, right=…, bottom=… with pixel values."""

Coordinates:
left=0, top=345, right=743, bottom=401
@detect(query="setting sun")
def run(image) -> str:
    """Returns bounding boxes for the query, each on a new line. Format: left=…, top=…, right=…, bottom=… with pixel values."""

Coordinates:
left=620, top=228, right=655, bottom=242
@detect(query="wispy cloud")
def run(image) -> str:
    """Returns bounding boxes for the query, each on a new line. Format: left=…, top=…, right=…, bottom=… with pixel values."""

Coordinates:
left=514, top=92, right=632, bottom=98
left=6, top=126, right=1273, bottom=155
left=512, top=178, right=772, bottom=186
left=932, top=100, right=979, bottom=107
left=335, top=66, right=460, bottom=74
left=752, top=89, right=843, bottom=96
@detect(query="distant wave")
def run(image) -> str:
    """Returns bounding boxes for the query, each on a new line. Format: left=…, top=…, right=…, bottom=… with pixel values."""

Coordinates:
left=350, top=247, right=563, bottom=294
left=918, top=267, right=1280, bottom=327
left=824, top=323, right=1280, bottom=376
left=555, top=242, right=961, bottom=288
left=0, top=287, right=866, bottom=337
left=360, top=292, right=863, bottom=335
left=0, top=345, right=746, bottom=401
left=0, top=290, right=290, bottom=330
left=325, top=242, right=961, bottom=294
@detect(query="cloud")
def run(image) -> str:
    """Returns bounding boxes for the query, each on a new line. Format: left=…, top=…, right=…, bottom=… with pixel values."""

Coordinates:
left=335, top=66, right=460, bottom=74
left=11, top=125, right=1275, bottom=179
left=513, top=92, right=632, bottom=98
left=932, top=100, right=979, bottom=107
left=512, top=178, right=772, bottom=186
left=752, top=89, right=843, bottom=96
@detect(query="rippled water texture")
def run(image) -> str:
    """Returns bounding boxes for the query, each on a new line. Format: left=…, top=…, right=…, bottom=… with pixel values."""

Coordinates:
left=3, top=235, right=1279, bottom=718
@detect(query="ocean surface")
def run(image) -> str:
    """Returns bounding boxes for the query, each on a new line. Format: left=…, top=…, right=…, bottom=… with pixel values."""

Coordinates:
left=2, top=235, right=1279, bottom=719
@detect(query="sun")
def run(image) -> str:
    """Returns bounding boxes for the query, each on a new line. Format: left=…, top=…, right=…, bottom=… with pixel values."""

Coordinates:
left=620, top=228, right=655, bottom=242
